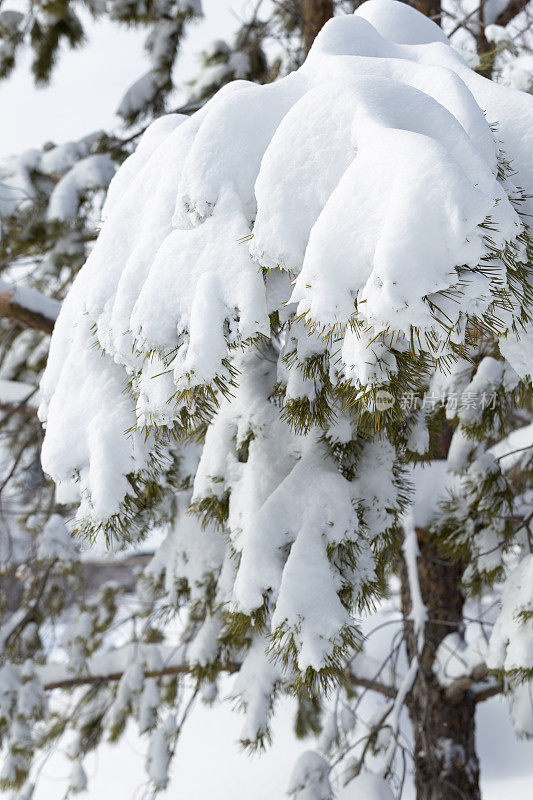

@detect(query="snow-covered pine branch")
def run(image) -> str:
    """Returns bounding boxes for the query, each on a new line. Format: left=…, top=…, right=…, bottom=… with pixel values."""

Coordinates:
left=41, top=0, right=533, bottom=682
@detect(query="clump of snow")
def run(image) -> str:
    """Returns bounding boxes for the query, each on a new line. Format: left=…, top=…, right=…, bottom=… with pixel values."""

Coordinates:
left=103, top=114, right=185, bottom=218
left=499, top=326, right=533, bottom=379
left=509, top=681, right=533, bottom=736
left=47, top=155, right=115, bottom=221
left=433, top=632, right=488, bottom=687
left=0, top=278, right=60, bottom=323
left=336, top=769, right=394, bottom=800
left=138, top=677, right=160, bottom=733
left=355, top=0, right=448, bottom=45
left=401, top=520, right=426, bottom=652
left=409, top=461, right=457, bottom=528
left=485, top=24, right=511, bottom=46
left=41, top=315, right=151, bottom=522
left=146, top=726, right=171, bottom=789
left=288, top=751, right=331, bottom=800
left=0, top=134, right=113, bottom=222
left=188, top=39, right=252, bottom=100
left=490, top=421, right=533, bottom=467
left=69, top=762, right=88, bottom=794
left=502, top=55, right=533, bottom=94
left=231, top=635, right=282, bottom=743
left=117, top=72, right=167, bottom=120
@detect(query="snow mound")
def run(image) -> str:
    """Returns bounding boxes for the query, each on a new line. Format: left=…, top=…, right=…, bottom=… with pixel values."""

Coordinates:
left=336, top=769, right=394, bottom=800
left=288, top=751, right=331, bottom=800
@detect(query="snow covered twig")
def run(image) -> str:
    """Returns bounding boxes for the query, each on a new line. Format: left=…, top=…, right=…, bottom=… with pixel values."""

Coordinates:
left=0, top=279, right=60, bottom=334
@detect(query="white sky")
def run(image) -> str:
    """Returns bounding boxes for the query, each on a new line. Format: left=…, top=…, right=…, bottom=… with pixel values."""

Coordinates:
left=0, top=0, right=249, bottom=155
left=1, top=1, right=532, bottom=796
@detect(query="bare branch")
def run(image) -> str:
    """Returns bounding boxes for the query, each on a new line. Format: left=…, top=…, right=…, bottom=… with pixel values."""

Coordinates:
left=444, top=664, right=503, bottom=703
left=495, top=0, right=530, bottom=27
left=471, top=679, right=504, bottom=702
left=43, top=661, right=241, bottom=691
left=0, top=279, right=60, bottom=334
left=345, top=670, right=398, bottom=699
left=39, top=644, right=240, bottom=691
left=40, top=641, right=399, bottom=696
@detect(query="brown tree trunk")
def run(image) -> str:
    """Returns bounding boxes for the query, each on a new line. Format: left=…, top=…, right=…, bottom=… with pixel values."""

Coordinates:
left=412, top=1, right=442, bottom=24
left=400, top=529, right=481, bottom=800
left=301, top=0, right=334, bottom=54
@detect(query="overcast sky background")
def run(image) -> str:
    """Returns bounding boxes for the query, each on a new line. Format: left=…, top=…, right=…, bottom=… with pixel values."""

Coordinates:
left=0, top=0, right=248, bottom=155
left=1, top=1, right=532, bottom=796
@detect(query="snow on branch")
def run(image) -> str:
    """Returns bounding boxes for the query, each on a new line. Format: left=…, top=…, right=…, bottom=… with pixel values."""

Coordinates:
left=47, top=155, right=115, bottom=222
left=401, top=521, right=427, bottom=655
left=0, top=278, right=60, bottom=334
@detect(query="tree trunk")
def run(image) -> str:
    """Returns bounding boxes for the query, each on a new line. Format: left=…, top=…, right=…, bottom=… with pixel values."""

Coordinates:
left=400, top=529, right=481, bottom=800
left=301, top=0, right=334, bottom=54
left=412, top=1, right=442, bottom=24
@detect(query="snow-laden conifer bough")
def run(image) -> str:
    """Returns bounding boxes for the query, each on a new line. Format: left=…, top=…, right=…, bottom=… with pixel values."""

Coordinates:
left=30, top=0, right=533, bottom=797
